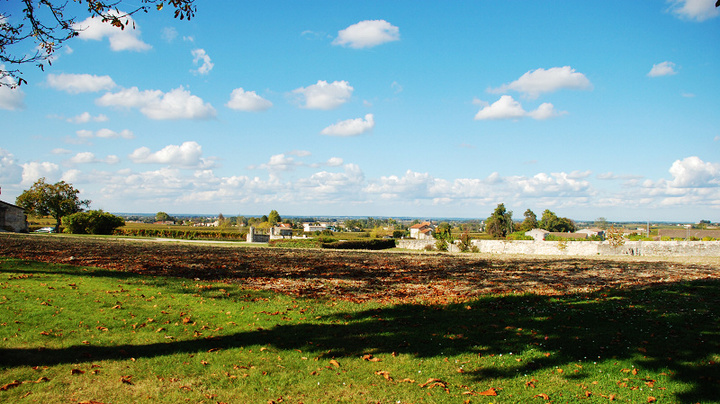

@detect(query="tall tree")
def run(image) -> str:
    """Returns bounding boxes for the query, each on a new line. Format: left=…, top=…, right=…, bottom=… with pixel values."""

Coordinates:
left=485, top=203, right=513, bottom=238
left=268, top=210, right=281, bottom=226
left=520, top=209, right=538, bottom=232
left=540, top=209, right=576, bottom=232
left=1, top=0, right=196, bottom=87
left=16, top=178, right=90, bottom=232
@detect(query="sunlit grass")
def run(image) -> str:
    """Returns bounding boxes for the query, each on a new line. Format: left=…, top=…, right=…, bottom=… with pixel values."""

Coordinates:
left=1, top=257, right=719, bottom=403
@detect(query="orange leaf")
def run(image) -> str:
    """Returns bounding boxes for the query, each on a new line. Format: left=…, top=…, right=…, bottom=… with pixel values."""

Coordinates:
left=329, top=359, right=340, bottom=368
left=647, top=397, right=656, bottom=403
left=478, top=387, right=498, bottom=396
left=0, top=380, right=21, bottom=391
left=534, top=393, right=550, bottom=400
left=374, top=370, right=393, bottom=381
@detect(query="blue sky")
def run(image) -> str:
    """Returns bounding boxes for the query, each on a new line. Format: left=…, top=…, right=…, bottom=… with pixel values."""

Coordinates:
left=1, top=0, right=719, bottom=221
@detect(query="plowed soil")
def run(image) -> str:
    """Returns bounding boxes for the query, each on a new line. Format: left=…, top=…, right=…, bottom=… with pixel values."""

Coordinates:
left=1, top=234, right=718, bottom=303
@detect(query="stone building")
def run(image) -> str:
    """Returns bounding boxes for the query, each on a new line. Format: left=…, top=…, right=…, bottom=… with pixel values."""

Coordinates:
left=0, top=200, right=29, bottom=233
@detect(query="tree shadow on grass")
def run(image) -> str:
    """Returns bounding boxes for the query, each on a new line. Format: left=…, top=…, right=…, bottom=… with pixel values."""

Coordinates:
left=1, top=278, right=719, bottom=402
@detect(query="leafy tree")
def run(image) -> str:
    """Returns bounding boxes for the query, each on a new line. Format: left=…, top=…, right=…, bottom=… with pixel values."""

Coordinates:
left=1, top=0, right=196, bottom=87
left=155, top=211, right=173, bottom=222
left=520, top=209, right=538, bottom=232
left=594, top=217, right=608, bottom=230
left=62, top=210, right=124, bottom=234
left=16, top=178, right=90, bottom=232
left=485, top=203, right=513, bottom=238
left=260, top=215, right=269, bottom=223
left=268, top=210, right=281, bottom=226
left=539, top=209, right=576, bottom=233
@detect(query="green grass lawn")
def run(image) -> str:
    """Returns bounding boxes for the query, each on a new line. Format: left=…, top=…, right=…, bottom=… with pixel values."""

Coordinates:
left=1, top=257, right=719, bottom=403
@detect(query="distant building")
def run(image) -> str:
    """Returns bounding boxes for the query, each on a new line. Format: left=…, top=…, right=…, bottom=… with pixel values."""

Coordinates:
left=0, top=200, right=29, bottom=233
left=525, top=228, right=549, bottom=241
left=303, top=223, right=327, bottom=232
left=409, top=222, right=434, bottom=239
left=577, top=228, right=605, bottom=239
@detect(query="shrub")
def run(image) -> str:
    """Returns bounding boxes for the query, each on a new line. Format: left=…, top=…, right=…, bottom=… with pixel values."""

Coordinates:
left=435, top=239, right=448, bottom=251
left=507, top=231, right=533, bottom=240
left=63, top=210, right=125, bottom=235
left=268, top=239, right=322, bottom=249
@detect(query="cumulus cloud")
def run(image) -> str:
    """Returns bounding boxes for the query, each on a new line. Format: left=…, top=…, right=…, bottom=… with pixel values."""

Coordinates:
left=333, top=20, right=400, bottom=49
left=67, top=112, right=109, bottom=123
left=76, top=128, right=134, bottom=139
left=226, top=88, right=273, bottom=111
left=21, top=162, right=61, bottom=185
left=474, top=96, right=566, bottom=120
left=47, top=73, right=116, bottom=93
left=668, top=156, right=720, bottom=187
left=292, top=80, right=353, bottom=110
left=191, top=48, right=214, bottom=75
left=73, top=11, right=151, bottom=51
left=647, top=61, right=678, bottom=77
left=251, top=154, right=299, bottom=172
left=321, top=114, right=375, bottom=136
left=668, top=0, right=720, bottom=21
left=0, top=148, right=23, bottom=183
left=97, top=86, right=216, bottom=120
left=129, top=141, right=213, bottom=168
left=0, top=66, right=25, bottom=110
left=69, top=152, right=120, bottom=165
left=489, top=66, right=592, bottom=99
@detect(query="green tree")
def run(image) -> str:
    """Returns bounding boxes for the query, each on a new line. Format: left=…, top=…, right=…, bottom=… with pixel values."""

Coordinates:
left=1, top=0, right=196, bottom=87
left=594, top=217, right=608, bottom=230
left=485, top=203, right=513, bottom=238
left=520, top=209, right=538, bottom=232
left=16, top=178, right=90, bottom=233
left=268, top=210, right=281, bottom=226
left=156, top=211, right=172, bottom=222
left=539, top=209, right=576, bottom=233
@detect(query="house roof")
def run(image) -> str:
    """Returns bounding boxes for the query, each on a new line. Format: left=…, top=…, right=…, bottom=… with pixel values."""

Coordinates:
left=410, top=221, right=432, bottom=229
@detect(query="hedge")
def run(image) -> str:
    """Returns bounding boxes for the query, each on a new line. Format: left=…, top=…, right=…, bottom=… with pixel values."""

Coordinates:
left=114, top=228, right=246, bottom=240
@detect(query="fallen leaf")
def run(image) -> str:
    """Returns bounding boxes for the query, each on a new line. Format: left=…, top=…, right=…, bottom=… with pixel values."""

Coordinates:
left=361, top=354, right=381, bottom=362
left=0, top=380, right=21, bottom=391
left=375, top=370, right=393, bottom=381
left=71, top=369, right=85, bottom=375
left=647, top=397, right=656, bottom=403
left=419, top=378, right=446, bottom=388
left=329, top=359, right=340, bottom=368
left=478, top=387, right=498, bottom=396
left=120, top=375, right=133, bottom=385
left=534, top=393, right=550, bottom=400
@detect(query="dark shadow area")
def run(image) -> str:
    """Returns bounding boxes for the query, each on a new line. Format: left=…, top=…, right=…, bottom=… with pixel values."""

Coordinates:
left=1, top=279, right=718, bottom=402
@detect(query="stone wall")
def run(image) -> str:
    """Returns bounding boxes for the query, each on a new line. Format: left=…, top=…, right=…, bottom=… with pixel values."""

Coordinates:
left=0, top=201, right=28, bottom=233
left=398, top=237, right=720, bottom=257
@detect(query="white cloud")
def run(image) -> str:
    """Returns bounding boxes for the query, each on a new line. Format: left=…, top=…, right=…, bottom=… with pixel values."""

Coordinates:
left=668, top=0, right=720, bottom=21
left=129, top=141, right=213, bottom=168
left=321, top=114, right=375, bottom=136
left=292, top=80, right=353, bottom=110
left=489, top=66, right=592, bottom=99
left=73, top=11, right=151, bottom=51
left=21, top=162, right=61, bottom=185
left=0, top=66, right=25, bottom=110
left=191, top=48, right=214, bottom=75
left=162, top=27, right=178, bottom=42
left=252, top=154, right=298, bottom=172
left=647, top=61, right=678, bottom=77
left=326, top=157, right=344, bottom=167
left=668, top=156, right=720, bottom=187
left=47, top=73, right=116, bottom=93
left=97, top=86, right=216, bottom=120
left=226, top=88, right=273, bottom=111
left=0, top=148, right=23, bottom=183
left=77, top=128, right=134, bottom=139
left=333, top=20, right=400, bottom=49
left=69, top=152, right=120, bottom=165
left=474, top=96, right=566, bottom=120
left=67, top=112, right=109, bottom=123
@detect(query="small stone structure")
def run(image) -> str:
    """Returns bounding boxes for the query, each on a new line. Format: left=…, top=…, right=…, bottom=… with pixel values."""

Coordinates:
left=0, top=200, right=28, bottom=233
left=246, top=226, right=297, bottom=243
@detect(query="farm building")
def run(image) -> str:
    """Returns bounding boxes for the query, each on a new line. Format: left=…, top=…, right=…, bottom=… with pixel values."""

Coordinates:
left=409, top=222, right=434, bottom=239
left=0, top=200, right=29, bottom=233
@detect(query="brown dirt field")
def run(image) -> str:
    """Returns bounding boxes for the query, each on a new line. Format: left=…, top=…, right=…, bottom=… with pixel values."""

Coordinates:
left=1, top=233, right=718, bottom=303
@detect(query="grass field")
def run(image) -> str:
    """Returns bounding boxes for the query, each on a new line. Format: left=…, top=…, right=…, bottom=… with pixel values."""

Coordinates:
left=1, top=236, right=719, bottom=403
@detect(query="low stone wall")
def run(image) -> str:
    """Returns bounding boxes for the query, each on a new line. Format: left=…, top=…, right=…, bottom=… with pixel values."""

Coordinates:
left=398, top=238, right=720, bottom=257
